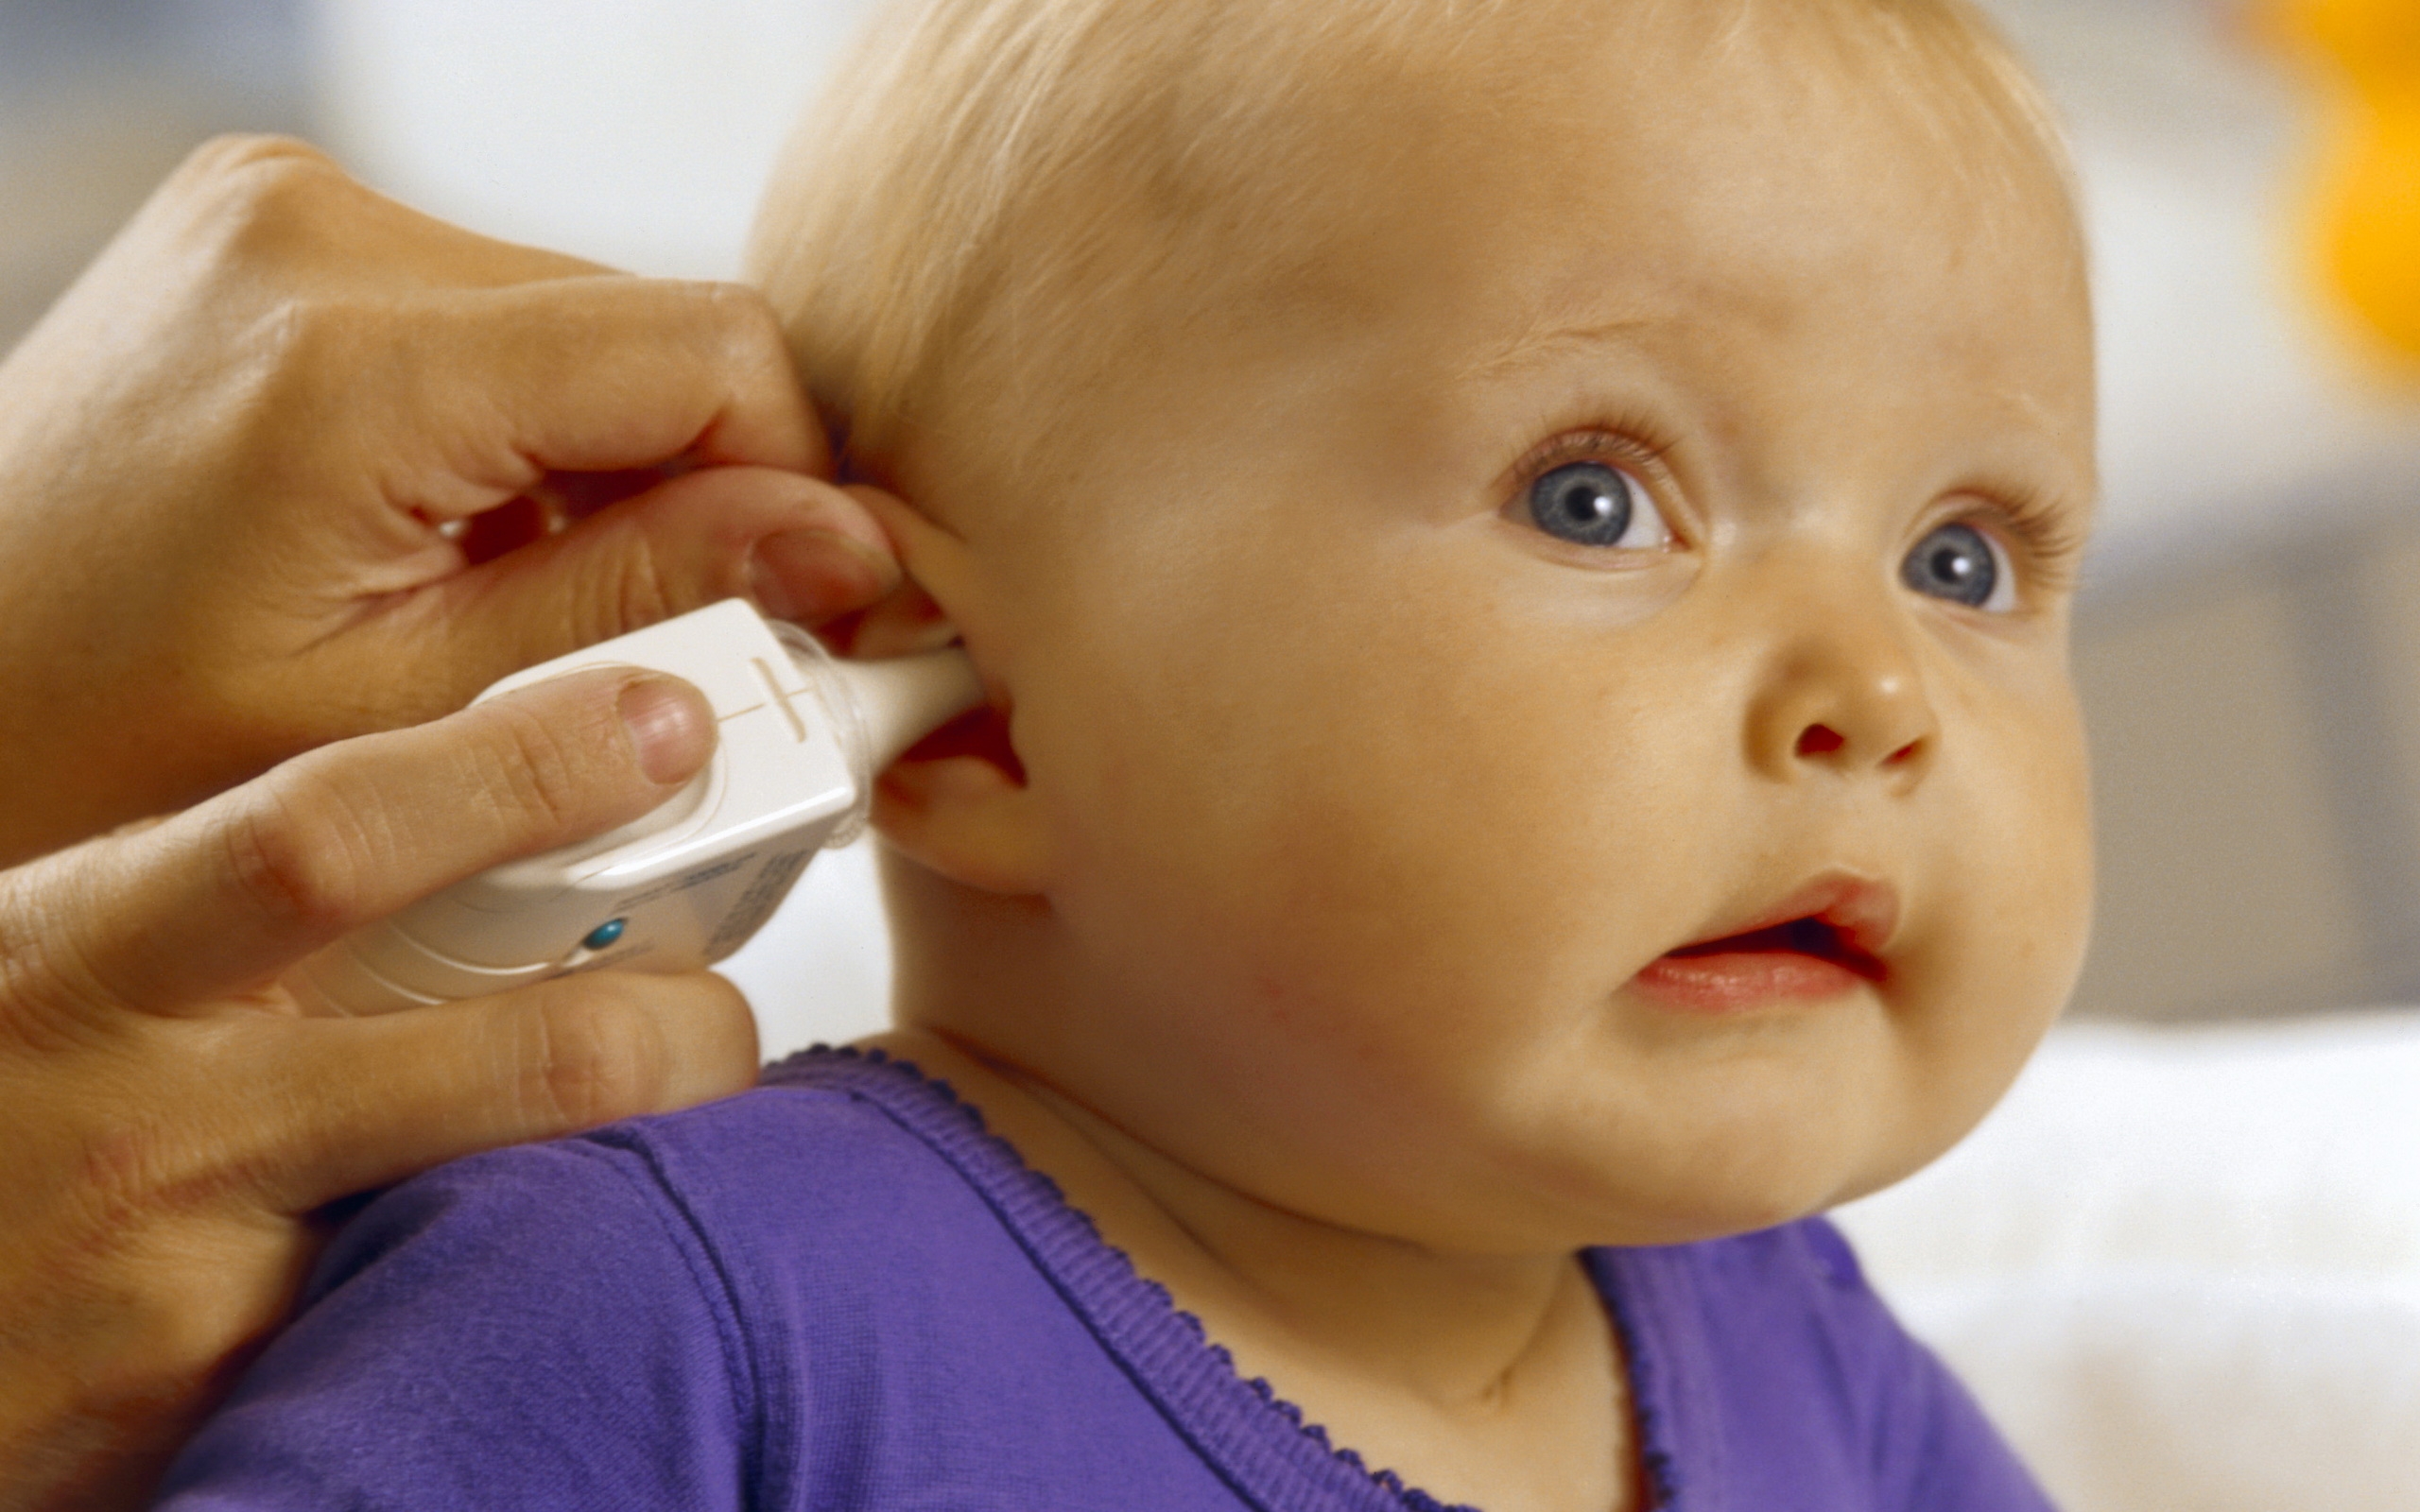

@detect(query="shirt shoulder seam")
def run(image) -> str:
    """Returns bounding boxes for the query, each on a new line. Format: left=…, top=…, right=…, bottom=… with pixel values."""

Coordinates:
left=571, top=1131, right=777, bottom=1496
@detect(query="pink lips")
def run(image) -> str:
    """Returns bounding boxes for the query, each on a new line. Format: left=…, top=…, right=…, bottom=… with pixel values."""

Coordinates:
left=1631, top=874, right=1900, bottom=1015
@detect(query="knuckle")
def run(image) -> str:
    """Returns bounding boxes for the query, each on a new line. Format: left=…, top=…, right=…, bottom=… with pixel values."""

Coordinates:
left=168, top=138, right=379, bottom=385
left=218, top=765, right=378, bottom=938
left=523, top=981, right=669, bottom=1129
left=475, top=697, right=601, bottom=835
left=183, top=133, right=339, bottom=220
left=697, top=281, right=790, bottom=367
left=174, top=135, right=348, bottom=272
left=598, top=539, right=680, bottom=639
left=459, top=692, right=633, bottom=841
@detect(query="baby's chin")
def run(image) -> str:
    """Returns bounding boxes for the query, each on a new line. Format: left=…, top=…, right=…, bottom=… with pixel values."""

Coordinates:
left=1355, top=1146, right=1881, bottom=1258
left=1550, top=1143, right=1904, bottom=1250
left=1447, top=1041, right=1997, bottom=1249
left=1501, top=1139, right=1924, bottom=1252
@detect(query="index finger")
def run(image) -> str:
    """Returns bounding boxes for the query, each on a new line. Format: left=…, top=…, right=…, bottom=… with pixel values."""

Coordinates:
left=370, top=278, right=834, bottom=530
left=12, top=668, right=713, bottom=1017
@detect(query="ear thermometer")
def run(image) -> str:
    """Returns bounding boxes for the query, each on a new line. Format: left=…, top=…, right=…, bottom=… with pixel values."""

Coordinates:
left=285, top=598, right=980, bottom=1015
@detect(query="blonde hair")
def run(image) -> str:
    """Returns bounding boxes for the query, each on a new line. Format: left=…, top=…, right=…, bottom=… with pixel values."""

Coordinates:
left=747, top=0, right=2076, bottom=491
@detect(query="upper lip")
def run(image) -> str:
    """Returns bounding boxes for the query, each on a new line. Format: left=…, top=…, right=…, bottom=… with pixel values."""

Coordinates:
left=1663, top=871, right=1902, bottom=977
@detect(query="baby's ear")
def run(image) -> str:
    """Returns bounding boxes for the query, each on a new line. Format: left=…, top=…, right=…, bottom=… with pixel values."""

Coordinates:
left=838, top=488, right=1051, bottom=897
left=872, top=702, right=1047, bottom=895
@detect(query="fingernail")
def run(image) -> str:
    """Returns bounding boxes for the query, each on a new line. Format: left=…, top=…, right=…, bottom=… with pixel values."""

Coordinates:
left=748, top=528, right=900, bottom=624
left=619, top=676, right=714, bottom=784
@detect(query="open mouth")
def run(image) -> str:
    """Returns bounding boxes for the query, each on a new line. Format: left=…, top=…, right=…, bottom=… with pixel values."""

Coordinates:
left=1664, top=916, right=1886, bottom=981
left=1632, top=875, right=1897, bottom=1014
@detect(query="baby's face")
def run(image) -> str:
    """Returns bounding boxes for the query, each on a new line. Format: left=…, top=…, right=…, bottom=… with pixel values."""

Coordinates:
left=912, top=19, right=2096, bottom=1249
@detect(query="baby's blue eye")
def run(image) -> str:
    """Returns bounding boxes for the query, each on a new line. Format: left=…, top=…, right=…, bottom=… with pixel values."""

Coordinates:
left=1901, top=522, right=2013, bottom=611
left=1527, top=462, right=1667, bottom=549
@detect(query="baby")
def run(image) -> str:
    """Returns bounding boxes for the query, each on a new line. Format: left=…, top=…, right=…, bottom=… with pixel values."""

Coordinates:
left=159, top=1, right=2095, bottom=1509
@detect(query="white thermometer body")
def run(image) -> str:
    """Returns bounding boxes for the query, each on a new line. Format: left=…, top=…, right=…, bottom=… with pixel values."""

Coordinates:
left=285, top=599, right=979, bottom=1015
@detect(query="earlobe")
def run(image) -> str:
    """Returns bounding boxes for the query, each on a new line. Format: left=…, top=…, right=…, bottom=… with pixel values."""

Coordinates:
left=873, top=706, right=1052, bottom=895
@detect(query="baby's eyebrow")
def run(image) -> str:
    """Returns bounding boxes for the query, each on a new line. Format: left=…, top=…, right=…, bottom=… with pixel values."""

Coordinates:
left=1454, top=314, right=1666, bottom=385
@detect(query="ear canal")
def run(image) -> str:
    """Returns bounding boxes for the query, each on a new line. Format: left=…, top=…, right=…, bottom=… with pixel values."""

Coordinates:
left=871, top=701, right=1048, bottom=896
left=896, top=705, right=1027, bottom=786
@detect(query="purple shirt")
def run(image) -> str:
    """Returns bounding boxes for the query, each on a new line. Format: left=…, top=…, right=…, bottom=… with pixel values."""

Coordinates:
left=157, top=1049, right=2053, bottom=1511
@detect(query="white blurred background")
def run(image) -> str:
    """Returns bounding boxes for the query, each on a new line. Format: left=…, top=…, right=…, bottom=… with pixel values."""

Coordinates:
left=7, top=4, right=2420, bottom=1506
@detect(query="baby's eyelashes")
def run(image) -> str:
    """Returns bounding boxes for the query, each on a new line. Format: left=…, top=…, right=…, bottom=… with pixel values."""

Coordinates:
left=1495, top=428, right=2071, bottom=620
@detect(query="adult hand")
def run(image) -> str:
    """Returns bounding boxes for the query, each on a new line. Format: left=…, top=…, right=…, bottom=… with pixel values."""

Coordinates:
left=0, top=666, right=753, bottom=1512
left=0, top=133, right=898, bottom=866
left=0, top=133, right=909, bottom=1510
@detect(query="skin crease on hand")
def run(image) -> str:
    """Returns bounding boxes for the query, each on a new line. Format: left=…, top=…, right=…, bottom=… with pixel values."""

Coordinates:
left=0, top=134, right=903, bottom=868
left=836, top=13, right=2099, bottom=1512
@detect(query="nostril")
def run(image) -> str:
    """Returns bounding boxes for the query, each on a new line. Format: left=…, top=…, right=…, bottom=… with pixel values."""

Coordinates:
left=1884, top=738, right=1924, bottom=768
left=1795, top=725, right=1846, bottom=758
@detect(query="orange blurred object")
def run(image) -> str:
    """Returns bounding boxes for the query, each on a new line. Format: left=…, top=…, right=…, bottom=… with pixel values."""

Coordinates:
left=2268, top=0, right=2420, bottom=358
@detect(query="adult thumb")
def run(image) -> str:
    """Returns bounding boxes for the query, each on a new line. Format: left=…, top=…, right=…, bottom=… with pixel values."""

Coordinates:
left=419, top=466, right=903, bottom=706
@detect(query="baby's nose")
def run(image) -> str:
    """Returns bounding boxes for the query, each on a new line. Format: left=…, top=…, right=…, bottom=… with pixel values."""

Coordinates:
left=1746, top=628, right=1938, bottom=790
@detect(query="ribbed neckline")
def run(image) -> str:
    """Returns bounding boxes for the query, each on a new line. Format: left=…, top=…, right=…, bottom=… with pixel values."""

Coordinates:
left=762, top=1046, right=1691, bottom=1512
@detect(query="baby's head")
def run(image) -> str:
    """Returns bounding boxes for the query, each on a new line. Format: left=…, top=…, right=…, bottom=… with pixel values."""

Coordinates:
left=751, top=0, right=2096, bottom=1251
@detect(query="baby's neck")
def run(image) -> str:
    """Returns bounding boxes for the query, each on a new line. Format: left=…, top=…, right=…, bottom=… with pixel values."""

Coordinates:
left=882, top=1026, right=1582, bottom=1392
left=873, top=869, right=1637, bottom=1512
left=864, top=1024, right=1636, bottom=1512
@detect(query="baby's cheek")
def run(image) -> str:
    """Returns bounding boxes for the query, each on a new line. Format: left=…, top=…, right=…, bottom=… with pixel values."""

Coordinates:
left=1970, top=682, right=2095, bottom=994
left=1048, top=647, right=1629, bottom=1108
left=1882, top=685, right=2094, bottom=1168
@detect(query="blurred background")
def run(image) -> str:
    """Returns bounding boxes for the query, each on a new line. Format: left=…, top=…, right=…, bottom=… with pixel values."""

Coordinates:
left=9, top=0, right=2420, bottom=1031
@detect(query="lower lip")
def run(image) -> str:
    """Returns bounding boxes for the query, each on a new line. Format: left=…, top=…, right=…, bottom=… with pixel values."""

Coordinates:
left=1630, top=951, right=1873, bottom=1014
